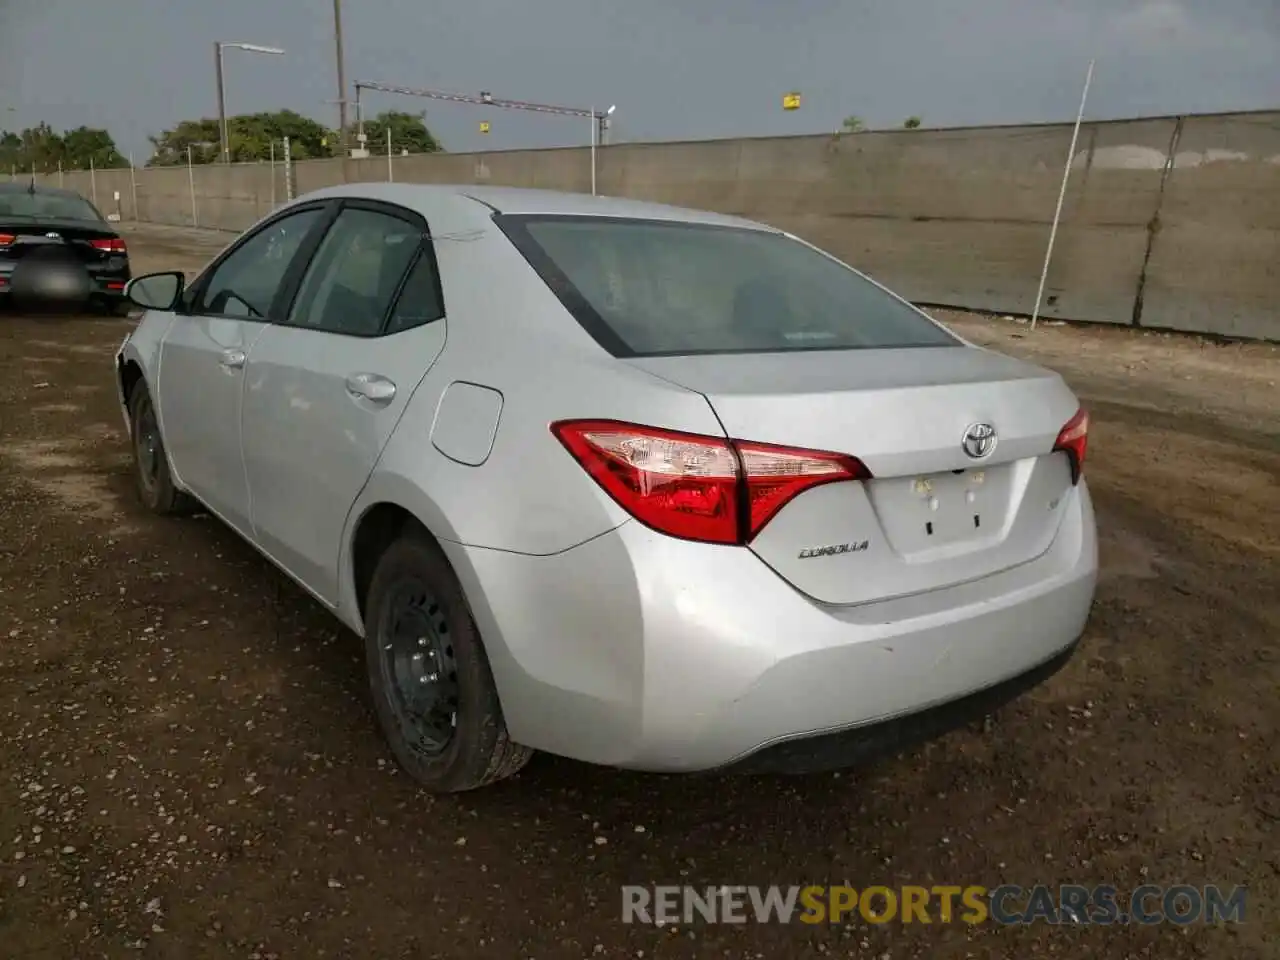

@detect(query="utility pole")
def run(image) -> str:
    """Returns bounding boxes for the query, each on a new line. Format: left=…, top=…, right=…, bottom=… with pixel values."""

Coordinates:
left=333, top=0, right=349, bottom=157
left=214, top=42, right=228, bottom=163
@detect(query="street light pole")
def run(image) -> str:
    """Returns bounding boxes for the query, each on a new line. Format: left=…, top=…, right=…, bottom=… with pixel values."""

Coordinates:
left=214, top=42, right=286, bottom=164
left=333, top=0, right=349, bottom=157
left=215, top=42, right=228, bottom=163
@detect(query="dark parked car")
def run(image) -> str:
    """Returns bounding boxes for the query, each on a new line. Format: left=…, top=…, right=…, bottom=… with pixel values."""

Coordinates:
left=0, top=181, right=132, bottom=315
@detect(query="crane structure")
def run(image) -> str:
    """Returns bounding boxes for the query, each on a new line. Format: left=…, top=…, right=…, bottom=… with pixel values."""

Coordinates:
left=351, top=80, right=612, bottom=151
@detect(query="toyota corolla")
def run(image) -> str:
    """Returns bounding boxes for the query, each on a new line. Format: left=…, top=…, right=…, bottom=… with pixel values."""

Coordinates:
left=115, top=183, right=1096, bottom=792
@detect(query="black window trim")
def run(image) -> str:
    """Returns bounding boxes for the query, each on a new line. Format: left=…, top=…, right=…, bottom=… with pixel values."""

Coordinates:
left=182, top=200, right=338, bottom=320
left=491, top=212, right=962, bottom=359
left=269, top=197, right=445, bottom=339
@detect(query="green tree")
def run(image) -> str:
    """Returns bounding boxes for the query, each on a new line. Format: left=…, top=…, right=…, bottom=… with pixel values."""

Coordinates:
left=17, top=123, right=64, bottom=172
left=361, top=110, right=442, bottom=155
left=903, top=116, right=922, bottom=129
left=146, top=110, right=342, bottom=165
left=841, top=115, right=865, bottom=133
left=0, top=124, right=123, bottom=172
left=146, top=118, right=219, bottom=166
left=61, top=126, right=125, bottom=168
left=0, top=131, right=21, bottom=172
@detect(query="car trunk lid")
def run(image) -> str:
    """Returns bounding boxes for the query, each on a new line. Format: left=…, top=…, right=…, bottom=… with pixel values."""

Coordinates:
left=0, top=219, right=124, bottom=264
left=628, top=345, right=1082, bottom=605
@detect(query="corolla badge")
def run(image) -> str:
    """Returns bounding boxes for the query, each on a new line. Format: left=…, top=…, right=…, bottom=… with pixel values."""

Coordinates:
left=961, top=422, right=997, bottom=459
left=798, top=540, right=869, bottom=559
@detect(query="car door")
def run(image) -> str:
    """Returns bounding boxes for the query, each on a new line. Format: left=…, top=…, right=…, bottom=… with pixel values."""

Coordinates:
left=157, top=203, right=332, bottom=534
left=240, top=200, right=448, bottom=603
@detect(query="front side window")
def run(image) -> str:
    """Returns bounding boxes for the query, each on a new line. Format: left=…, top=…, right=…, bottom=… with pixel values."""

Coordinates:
left=196, top=208, right=325, bottom=318
left=287, top=207, right=423, bottom=336
left=497, top=215, right=960, bottom=357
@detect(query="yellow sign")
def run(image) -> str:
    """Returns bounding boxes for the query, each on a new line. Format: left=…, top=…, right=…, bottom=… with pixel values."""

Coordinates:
left=479, top=121, right=491, bottom=134
left=782, top=92, right=801, bottom=111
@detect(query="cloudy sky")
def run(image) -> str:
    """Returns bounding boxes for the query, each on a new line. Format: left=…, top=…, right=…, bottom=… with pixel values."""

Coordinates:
left=1, top=0, right=1276, bottom=161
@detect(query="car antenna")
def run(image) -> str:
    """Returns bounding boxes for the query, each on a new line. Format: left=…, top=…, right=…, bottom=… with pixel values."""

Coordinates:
left=27, top=173, right=36, bottom=194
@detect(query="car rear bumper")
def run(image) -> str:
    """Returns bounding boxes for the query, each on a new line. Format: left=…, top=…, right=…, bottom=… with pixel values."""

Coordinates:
left=446, top=480, right=1097, bottom=773
left=0, top=261, right=129, bottom=302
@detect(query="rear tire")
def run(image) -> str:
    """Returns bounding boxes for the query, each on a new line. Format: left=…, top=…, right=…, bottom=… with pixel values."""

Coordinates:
left=128, top=382, right=196, bottom=516
left=364, top=529, right=532, bottom=792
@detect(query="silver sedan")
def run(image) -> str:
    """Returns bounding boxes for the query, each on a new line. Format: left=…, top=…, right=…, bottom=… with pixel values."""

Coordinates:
left=115, top=183, right=1097, bottom=792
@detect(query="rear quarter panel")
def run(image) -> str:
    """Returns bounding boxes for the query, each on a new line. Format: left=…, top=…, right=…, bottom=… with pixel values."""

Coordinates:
left=348, top=225, right=726, bottom=558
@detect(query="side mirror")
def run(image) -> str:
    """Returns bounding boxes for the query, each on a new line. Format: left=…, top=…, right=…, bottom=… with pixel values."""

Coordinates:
left=125, top=271, right=185, bottom=312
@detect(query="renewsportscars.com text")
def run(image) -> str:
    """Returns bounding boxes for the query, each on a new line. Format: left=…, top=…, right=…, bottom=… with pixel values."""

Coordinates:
left=621, top=884, right=1247, bottom=926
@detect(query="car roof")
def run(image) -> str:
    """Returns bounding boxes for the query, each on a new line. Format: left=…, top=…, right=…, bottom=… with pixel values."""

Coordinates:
left=296, top=182, right=774, bottom=231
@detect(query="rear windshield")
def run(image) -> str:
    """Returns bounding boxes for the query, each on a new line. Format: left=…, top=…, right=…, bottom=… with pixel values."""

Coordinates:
left=0, top=191, right=103, bottom=221
left=496, top=214, right=959, bottom=357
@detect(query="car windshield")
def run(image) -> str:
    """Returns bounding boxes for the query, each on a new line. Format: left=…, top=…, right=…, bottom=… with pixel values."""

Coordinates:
left=0, top=191, right=103, bottom=221
left=497, top=214, right=960, bottom=357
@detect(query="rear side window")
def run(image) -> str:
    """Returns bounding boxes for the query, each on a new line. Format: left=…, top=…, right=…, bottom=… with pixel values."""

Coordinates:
left=0, top=191, right=102, bottom=221
left=496, top=214, right=959, bottom=357
left=287, top=207, right=422, bottom=336
left=386, top=252, right=445, bottom=334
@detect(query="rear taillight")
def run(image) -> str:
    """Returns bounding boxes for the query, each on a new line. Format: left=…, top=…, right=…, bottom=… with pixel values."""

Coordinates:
left=0, top=234, right=14, bottom=247
left=1052, top=407, right=1089, bottom=484
left=552, top=419, right=871, bottom=545
left=91, top=238, right=127, bottom=255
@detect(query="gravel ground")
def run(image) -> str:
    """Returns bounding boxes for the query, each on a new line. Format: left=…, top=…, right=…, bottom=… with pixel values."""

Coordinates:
left=0, top=224, right=1276, bottom=959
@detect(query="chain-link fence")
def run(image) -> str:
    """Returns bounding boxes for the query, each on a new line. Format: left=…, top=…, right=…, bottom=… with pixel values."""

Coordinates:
left=15, top=138, right=300, bottom=233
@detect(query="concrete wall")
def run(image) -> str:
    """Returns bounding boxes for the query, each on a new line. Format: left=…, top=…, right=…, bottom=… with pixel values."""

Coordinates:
left=36, top=109, right=1280, bottom=341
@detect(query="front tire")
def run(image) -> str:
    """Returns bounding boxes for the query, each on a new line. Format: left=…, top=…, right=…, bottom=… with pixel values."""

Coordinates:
left=364, top=529, right=532, bottom=792
left=128, top=382, right=196, bottom=515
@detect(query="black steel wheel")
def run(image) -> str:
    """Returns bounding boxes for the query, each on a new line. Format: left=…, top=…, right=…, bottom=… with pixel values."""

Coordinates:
left=127, top=382, right=196, bottom=516
left=376, top=577, right=462, bottom=757
left=364, top=528, right=532, bottom=792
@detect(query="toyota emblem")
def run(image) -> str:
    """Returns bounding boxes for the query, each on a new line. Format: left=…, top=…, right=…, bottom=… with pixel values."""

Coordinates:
left=961, top=422, right=997, bottom=459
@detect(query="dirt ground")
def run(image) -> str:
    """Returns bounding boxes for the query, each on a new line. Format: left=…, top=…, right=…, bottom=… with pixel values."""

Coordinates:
left=0, top=223, right=1276, bottom=959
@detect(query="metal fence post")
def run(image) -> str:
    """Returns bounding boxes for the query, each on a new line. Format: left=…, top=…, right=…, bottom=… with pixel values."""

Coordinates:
left=1031, top=58, right=1095, bottom=331
left=187, top=145, right=198, bottom=226
left=57, top=161, right=64, bottom=188
left=90, top=157, right=98, bottom=206
left=129, top=155, right=139, bottom=221
left=283, top=136, right=294, bottom=201
left=387, top=127, right=393, bottom=182
left=270, top=139, right=277, bottom=210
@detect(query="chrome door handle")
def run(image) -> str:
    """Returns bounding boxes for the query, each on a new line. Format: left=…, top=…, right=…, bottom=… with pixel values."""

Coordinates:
left=345, top=372, right=396, bottom=403
left=220, top=349, right=246, bottom=369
